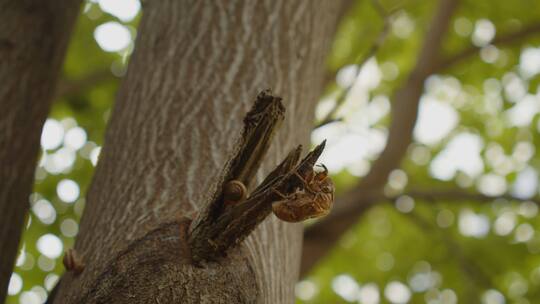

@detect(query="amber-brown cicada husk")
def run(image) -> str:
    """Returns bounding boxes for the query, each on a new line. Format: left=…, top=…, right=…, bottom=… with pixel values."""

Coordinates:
left=272, top=165, right=335, bottom=222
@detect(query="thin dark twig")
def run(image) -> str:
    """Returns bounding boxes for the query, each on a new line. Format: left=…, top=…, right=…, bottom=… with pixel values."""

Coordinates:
left=402, top=189, right=540, bottom=206
left=315, top=0, right=392, bottom=129
left=436, top=21, right=540, bottom=71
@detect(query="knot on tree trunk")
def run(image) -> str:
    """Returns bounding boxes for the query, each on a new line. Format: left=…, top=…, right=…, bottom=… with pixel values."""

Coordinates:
left=62, top=219, right=258, bottom=303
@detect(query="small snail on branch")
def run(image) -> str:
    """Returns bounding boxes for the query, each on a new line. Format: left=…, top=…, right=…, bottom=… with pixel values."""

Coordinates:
left=63, top=248, right=85, bottom=275
left=223, top=180, right=248, bottom=207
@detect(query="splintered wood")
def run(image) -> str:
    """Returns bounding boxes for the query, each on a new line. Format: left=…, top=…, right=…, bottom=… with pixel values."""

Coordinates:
left=189, top=91, right=334, bottom=263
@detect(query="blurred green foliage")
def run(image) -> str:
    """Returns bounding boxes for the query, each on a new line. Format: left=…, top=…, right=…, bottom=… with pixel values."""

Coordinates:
left=7, top=0, right=540, bottom=303
left=307, top=0, right=540, bottom=303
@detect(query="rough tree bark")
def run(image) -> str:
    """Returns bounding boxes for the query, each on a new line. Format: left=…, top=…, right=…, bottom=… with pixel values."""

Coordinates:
left=54, top=1, right=345, bottom=303
left=0, top=2, right=82, bottom=302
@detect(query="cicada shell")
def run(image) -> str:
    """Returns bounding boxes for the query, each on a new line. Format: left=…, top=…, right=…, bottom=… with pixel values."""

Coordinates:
left=272, top=166, right=334, bottom=222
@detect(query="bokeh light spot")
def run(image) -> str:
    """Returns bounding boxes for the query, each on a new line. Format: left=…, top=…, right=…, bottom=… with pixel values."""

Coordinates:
left=515, top=223, right=534, bottom=243
left=30, top=286, right=47, bottom=303
left=505, top=94, right=540, bottom=127
left=414, top=97, right=459, bottom=145
left=395, top=195, right=415, bottom=213
left=295, top=280, right=318, bottom=301
left=98, top=0, right=140, bottom=22
left=94, top=21, right=131, bottom=52
left=36, top=234, right=63, bottom=259
left=64, top=126, right=88, bottom=150
left=472, top=19, right=495, bottom=46
left=336, top=64, right=358, bottom=88
left=430, top=133, right=484, bottom=181
left=358, top=283, right=380, bottom=304
left=494, top=211, right=516, bottom=236
left=511, top=166, right=538, bottom=199
left=384, top=281, right=411, bottom=304
left=436, top=209, right=454, bottom=228
left=18, top=252, right=35, bottom=271
left=37, top=255, right=56, bottom=272
left=90, top=146, right=102, bottom=166
left=19, top=291, right=41, bottom=304
left=440, top=289, right=458, bottom=304
left=44, top=273, right=60, bottom=291
left=458, top=209, right=490, bottom=238
left=31, top=199, right=56, bottom=225
left=40, top=119, right=64, bottom=151
left=392, top=12, right=415, bottom=39
left=60, top=218, right=79, bottom=238
left=480, top=45, right=499, bottom=64
left=388, top=170, right=408, bottom=191
left=8, top=273, right=22, bottom=295
left=477, top=174, right=507, bottom=197
left=518, top=201, right=538, bottom=218
left=520, top=47, right=540, bottom=78
left=482, top=289, right=505, bottom=304
left=332, top=274, right=360, bottom=302
left=57, top=179, right=80, bottom=203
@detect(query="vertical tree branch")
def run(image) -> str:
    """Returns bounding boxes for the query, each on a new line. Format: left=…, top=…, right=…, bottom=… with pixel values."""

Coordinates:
left=0, top=2, right=82, bottom=301
left=357, top=0, right=458, bottom=190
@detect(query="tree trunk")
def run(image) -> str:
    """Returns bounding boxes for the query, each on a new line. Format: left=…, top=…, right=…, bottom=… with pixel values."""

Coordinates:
left=54, top=1, right=345, bottom=303
left=0, top=2, right=81, bottom=302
